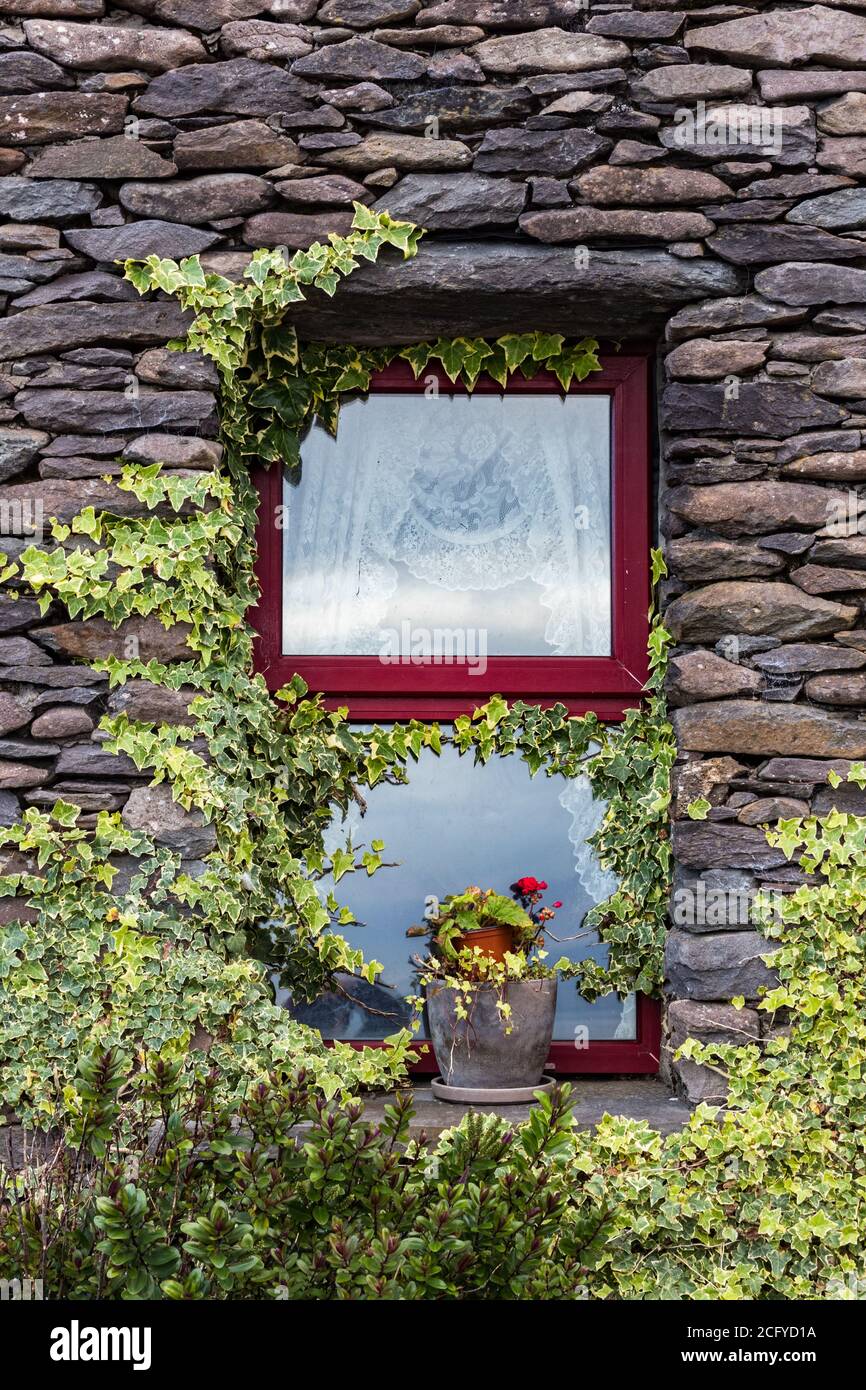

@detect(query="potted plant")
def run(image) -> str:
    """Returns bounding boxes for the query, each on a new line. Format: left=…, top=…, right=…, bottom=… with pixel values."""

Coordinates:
left=407, top=877, right=565, bottom=1100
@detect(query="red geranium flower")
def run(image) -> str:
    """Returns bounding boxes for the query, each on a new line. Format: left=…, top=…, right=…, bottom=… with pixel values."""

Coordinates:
left=512, top=876, right=540, bottom=893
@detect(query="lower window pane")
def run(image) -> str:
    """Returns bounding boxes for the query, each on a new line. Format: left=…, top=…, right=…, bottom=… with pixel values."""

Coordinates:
left=277, top=732, right=635, bottom=1045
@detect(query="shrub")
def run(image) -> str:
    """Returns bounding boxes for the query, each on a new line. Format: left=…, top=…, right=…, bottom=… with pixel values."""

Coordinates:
left=0, top=1049, right=597, bottom=1300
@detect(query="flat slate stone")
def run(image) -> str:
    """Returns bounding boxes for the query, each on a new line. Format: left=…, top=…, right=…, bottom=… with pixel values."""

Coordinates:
left=817, top=136, right=866, bottom=176
left=15, top=388, right=214, bottom=433
left=13, top=268, right=136, bottom=307
left=707, top=223, right=863, bottom=264
left=755, top=261, right=866, bottom=306
left=791, top=561, right=866, bottom=593
left=373, top=171, right=526, bottom=228
left=318, top=0, right=419, bottom=24
left=317, top=131, right=472, bottom=172
left=418, top=1, right=587, bottom=26
left=275, top=173, right=369, bottom=206
left=575, top=164, right=731, bottom=205
left=218, top=20, right=313, bottom=62
left=674, top=699, right=866, bottom=757
left=36, top=615, right=192, bottom=663
left=587, top=11, right=685, bottom=40
left=292, top=36, right=427, bottom=80
left=108, top=679, right=195, bottom=726
left=0, top=175, right=101, bottom=222
left=788, top=187, right=866, bottom=230
left=133, top=59, right=312, bottom=118
left=474, top=126, right=608, bottom=176
left=118, top=173, right=273, bottom=224
left=122, top=433, right=222, bottom=468
left=665, top=337, right=768, bottom=379
left=0, top=301, right=191, bottom=358
left=63, top=219, right=221, bottom=261
left=759, top=68, right=866, bottom=103
left=522, top=207, right=713, bottom=242
left=752, top=643, right=866, bottom=673
left=0, top=92, right=126, bottom=145
left=0, top=51, right=74, bottom=93
left=666, top=537, right=785, bottom=581
left=472, top=28, right=629, bottom=75
left=242, top=209, right=354, bottom=247
left=173, top=120, right=300, bottom=171
left=371, top=23, right=483, bottom=46
left=806, top=672, right=866, bottom=703
left=0, top=692, right=33, bottom=736
left=668, top=649, right=761, bottom=703
left=687, top=5, right=866, bottom=67
left=286, top=242, right=745, bottom=342
left=666, top=293, right=808, bottom=341
left=632, top=62, right=752, bottom=102
left=665, top=580, right=856, bottom=642
left=818, top=92, right=866, bottom=136
left=25, top=136, right=177, bottom=181
left=662, top=381, right=844, bottom=435
left=127, top=0, right=296, bottom=28
left=665, top=927, right=780, bottom=1001
left=0, top=425, right=49, bottom=481
left=659, top=103, right=815, bottom=169
left=812, top=533, right=866, bottom=561
left=672, top=822, right=789, bottom=872
left=22, top=19, right=206, bottom=72
left=357, top=84, right=532, bottom=131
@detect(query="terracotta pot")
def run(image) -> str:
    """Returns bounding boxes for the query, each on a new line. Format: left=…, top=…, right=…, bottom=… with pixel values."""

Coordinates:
left=454, top=924, right=514, bottom=962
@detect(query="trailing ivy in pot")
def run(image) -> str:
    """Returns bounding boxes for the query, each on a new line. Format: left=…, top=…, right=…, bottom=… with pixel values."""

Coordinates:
left=407, top=879, right=565, bottom=1094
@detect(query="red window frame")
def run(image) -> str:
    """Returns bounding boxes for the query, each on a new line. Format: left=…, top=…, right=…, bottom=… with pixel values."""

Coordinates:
left=251, top=352, right=660, bottom=1073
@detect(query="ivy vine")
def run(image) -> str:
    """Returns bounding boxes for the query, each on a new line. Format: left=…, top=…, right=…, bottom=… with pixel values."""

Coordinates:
left=0, top=208, right=667, bottom=1121
left=1, top=205, right=865, bottom=1298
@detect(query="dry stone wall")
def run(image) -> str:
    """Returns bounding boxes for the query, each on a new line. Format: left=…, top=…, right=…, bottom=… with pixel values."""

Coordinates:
left=1, top=0, right=866, bottom=1102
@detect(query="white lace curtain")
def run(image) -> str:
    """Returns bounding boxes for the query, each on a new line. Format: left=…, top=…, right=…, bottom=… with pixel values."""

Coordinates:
left=281, top=392, right=612, bottom=656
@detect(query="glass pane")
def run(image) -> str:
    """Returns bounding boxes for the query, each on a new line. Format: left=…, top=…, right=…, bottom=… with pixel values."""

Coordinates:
left=277, top=736, right=635, bottom=1046
left=282, top=391, right=612, bottom=659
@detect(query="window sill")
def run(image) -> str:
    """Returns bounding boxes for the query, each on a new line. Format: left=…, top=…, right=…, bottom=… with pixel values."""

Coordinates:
left=359, top=1077, right=690, bottom=1140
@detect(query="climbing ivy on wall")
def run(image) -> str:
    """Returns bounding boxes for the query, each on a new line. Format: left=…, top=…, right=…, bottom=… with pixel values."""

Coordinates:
left=3, top=207, right=866, bottom=1301
left=0, top=208, right=669, bottom=1126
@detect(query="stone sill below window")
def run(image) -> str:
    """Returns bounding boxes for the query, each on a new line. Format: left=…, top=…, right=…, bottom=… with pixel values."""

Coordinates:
left=357, top=1077, right=690, bottom=1141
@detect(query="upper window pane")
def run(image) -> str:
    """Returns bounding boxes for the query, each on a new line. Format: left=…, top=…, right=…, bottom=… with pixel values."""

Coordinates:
left=282, top=391, right=612, bottom=659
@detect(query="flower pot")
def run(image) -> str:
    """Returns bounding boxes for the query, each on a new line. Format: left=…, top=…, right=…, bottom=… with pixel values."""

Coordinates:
left=426, top=976, right=557, bottom=1090
left=454, top=924, right=514, bottom=962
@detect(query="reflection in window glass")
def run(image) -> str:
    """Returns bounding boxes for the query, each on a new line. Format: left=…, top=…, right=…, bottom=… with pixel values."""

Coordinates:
left=282, top=392, right=612, bottom=658
left=278, top=737, right=636, bottom=1043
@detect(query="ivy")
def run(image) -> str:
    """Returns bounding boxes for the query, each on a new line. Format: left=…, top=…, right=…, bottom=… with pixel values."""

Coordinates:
left=2, top=206, right=866, bottom=1300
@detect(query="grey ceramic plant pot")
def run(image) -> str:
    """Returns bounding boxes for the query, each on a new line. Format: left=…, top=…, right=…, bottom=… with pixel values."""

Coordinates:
left=426, top=977, right=557, bottom=1089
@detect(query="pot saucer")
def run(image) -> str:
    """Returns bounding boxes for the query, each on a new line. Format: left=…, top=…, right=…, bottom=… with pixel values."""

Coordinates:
left=430, top=1074, right=556, bottom=1105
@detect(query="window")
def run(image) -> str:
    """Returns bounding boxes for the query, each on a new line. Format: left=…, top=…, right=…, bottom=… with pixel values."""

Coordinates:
left=253, top=356, right=650, bottom=717
left=253, top=354, right=657, bottom=1072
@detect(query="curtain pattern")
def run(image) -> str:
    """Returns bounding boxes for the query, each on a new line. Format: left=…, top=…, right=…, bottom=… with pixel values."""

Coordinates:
left=282, top=393, right=612, bottom=656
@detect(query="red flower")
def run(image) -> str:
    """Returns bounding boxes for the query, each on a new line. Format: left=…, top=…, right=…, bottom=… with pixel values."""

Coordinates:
left=553, top=901, right=562, bottom=909
left=513, top=876, right=540, bottom=893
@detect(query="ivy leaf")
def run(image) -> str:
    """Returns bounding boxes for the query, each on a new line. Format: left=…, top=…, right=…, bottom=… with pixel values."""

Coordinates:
left=498, top=333, right=536, bottom=372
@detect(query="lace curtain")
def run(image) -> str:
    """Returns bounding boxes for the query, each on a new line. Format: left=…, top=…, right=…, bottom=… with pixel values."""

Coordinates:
left=282, top=392, right=612, bottom=656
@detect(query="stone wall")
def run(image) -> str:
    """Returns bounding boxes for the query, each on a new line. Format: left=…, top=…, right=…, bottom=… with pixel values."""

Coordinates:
left=1, top=0, right=866, bottom=1102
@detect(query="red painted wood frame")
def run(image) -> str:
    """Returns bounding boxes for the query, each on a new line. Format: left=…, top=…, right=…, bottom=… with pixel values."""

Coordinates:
left=250, top=352, right=659, bottom=1074
left=251, top=353, right=651, bottom=720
